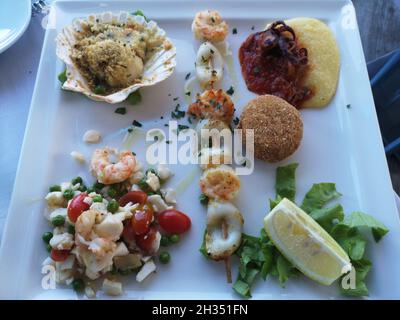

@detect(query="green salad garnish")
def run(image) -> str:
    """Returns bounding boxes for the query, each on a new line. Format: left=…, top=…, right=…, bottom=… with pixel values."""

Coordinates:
left=200, top=163, right=389, bottom=298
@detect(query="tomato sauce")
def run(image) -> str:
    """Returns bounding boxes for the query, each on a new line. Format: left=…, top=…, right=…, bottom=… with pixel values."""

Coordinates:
left=239, top=21, right=313, bottom=108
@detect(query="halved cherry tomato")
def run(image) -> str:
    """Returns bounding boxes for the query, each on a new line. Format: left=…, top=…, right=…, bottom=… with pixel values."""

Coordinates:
left=122, top=221, right=136, bottom=246
left=50, top=249, right=70, bottom=262
left=157, top=209, right=191, bottom=234
left=131, top=205, right=153, bottom=235
left=119, top=191, right=148, bottom=206
left=67, top=192, right=90, bottom=223
left=135, top=227, right=158, bottom=254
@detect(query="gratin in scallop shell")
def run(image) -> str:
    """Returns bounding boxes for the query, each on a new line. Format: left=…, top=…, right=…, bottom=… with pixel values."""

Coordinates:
left=56, top=12, right=177, bottom=104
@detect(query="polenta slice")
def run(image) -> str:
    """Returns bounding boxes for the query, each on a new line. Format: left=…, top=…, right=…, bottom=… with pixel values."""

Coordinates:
left=284, top=18, right=340, bottom=108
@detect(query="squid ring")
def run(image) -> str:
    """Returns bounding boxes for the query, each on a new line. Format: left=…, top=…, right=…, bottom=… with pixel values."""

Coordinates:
left=205, top=201, right=244, bottom=260
left=195, top=42, right=224, bottom=88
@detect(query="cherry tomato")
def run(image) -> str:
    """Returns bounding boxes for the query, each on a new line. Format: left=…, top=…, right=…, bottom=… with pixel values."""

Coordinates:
left=157, top=209, right=191, bottom=234
left=67, top=192, right=90, bottom=223
left=122, top=222, right=136, bottom=244
left=135, top=227, right=158, bottom=254
left=119, top=191, right=148, bottom=207
left=50, top=249, right=70, bottom=262
left=131, top=205, right=153, bottom=235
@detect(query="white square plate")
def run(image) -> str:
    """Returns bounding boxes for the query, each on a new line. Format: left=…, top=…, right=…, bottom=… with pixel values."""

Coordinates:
left=1, top=0, right=400, bottom=299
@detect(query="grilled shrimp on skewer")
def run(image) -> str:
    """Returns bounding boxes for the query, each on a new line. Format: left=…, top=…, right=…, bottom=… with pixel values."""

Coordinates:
left=192, top=10, right=229, bottom=42
left=200, top=165, right=241, bottom=202
left=188, top=89, right=235, bottom=124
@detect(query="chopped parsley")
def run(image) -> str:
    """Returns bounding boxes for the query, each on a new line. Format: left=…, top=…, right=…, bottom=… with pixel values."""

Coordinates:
left=171, top=104, right=185, bottom=119
left=177, top=124, right=189, bottom=134
left=132, top=10, right=148, bottom=22
left=132, top=120, right=142, bottom=127
left=232, top=28, right=238, bottom=34
left=127, top=90, right=142, bottom=105
left=173, top=97, right=179, bottom=101
left=94, top=85, right=106, bottom=95
left=251, top=26, right=255, bottom=30
left=58, top=69, right=67, bottom=85
left=185, top=91, right=191, bottom=96
left=185, top=72, right=191, bottom=80
left=114, top=107, right=126, bottom=115
left=199, top=193, right=209, bottom=205
left=226, top=86, right=235, bottom=96
left=233, top=117, right=240, bottom=126
left=346, top=104, right=351, bottom=109
left=166, top=140, right=171, bottom=144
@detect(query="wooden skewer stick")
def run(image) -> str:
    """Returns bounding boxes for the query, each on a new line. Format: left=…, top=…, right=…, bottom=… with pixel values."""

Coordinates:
left=222, top=219, right=232, bottom=283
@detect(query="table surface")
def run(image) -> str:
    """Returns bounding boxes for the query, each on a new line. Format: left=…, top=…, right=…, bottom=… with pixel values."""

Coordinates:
left=0, top=0, right=400, bottom=236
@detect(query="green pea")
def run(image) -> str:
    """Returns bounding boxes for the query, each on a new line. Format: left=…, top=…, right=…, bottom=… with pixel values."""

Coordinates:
left=107, top=188, right=117, bottom=198
left=92, top=195, right=103, bottom=203
left=71, top=176, right=83, bottom=185
left=42, top=232, right=53, bottom=244
left=72, top=278, right=85, bottom=292
left=107, top=199, right=119, bottom=213
left=94, top=84, right=106, bottom=95
left=63, top=189, right=74, bottom=200
left=51, top=215, right=65, bottom=227
left=46, top=244, right=52, bottom=252
left=199, top=193, right=209, bottom=205
left=159, top=252, right=170, bottom=264
left=67, top=224, right=75, bottom=235
left=49, top=185, right=61, bottom=192
left=169, top=234, right=180, bottom=244
left=160, top=235, right=170, bottom=247
left=93, top=182, right=105, bottom=190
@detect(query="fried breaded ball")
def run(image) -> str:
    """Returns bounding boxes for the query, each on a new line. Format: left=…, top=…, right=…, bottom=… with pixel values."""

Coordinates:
left=239, top=95, right=303, bottom=162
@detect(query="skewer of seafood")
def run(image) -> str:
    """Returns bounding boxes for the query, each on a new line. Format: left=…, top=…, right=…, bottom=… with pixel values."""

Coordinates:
left=189, top=10, right=243, bottom=283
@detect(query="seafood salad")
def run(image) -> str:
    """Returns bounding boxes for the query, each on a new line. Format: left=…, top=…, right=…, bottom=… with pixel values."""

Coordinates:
left=42, top=148, right=191, bottom=297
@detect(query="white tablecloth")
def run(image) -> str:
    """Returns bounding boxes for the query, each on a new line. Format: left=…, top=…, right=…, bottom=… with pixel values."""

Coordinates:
left=0, top=6, right=399, bottom=239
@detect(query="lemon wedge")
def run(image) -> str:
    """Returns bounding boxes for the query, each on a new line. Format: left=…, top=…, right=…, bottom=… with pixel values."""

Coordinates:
left=264, top=198, right=351, bottom=285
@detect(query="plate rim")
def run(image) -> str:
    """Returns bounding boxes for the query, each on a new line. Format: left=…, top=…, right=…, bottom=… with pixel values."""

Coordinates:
left=1, top=0, right=399, bottom=299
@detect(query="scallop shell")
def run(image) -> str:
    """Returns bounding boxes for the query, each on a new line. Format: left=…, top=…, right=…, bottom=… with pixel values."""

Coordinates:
left=56, top=12, right=177, bottom=104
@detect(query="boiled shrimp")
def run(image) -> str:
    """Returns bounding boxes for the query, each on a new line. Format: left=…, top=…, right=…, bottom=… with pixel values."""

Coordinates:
left=91, top=148, right=136, bottom=184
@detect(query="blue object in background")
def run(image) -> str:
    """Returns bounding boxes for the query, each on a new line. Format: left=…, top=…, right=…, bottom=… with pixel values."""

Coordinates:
left=368, top=49, right=400, bottom=159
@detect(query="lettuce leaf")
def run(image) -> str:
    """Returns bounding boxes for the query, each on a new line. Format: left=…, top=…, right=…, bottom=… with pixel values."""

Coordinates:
left=276, top=163, right=298, bottom=201
left=230, top=163, right=389, bottom=299
left=340, top=259, right=372, bottom=297
left=335, top=211, right=389, bottom=242
left=199, top=230, right=210, bottom=259
left=309, top=204, right=344, bottom=233
left=301, top=183, right=341, bottom=213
